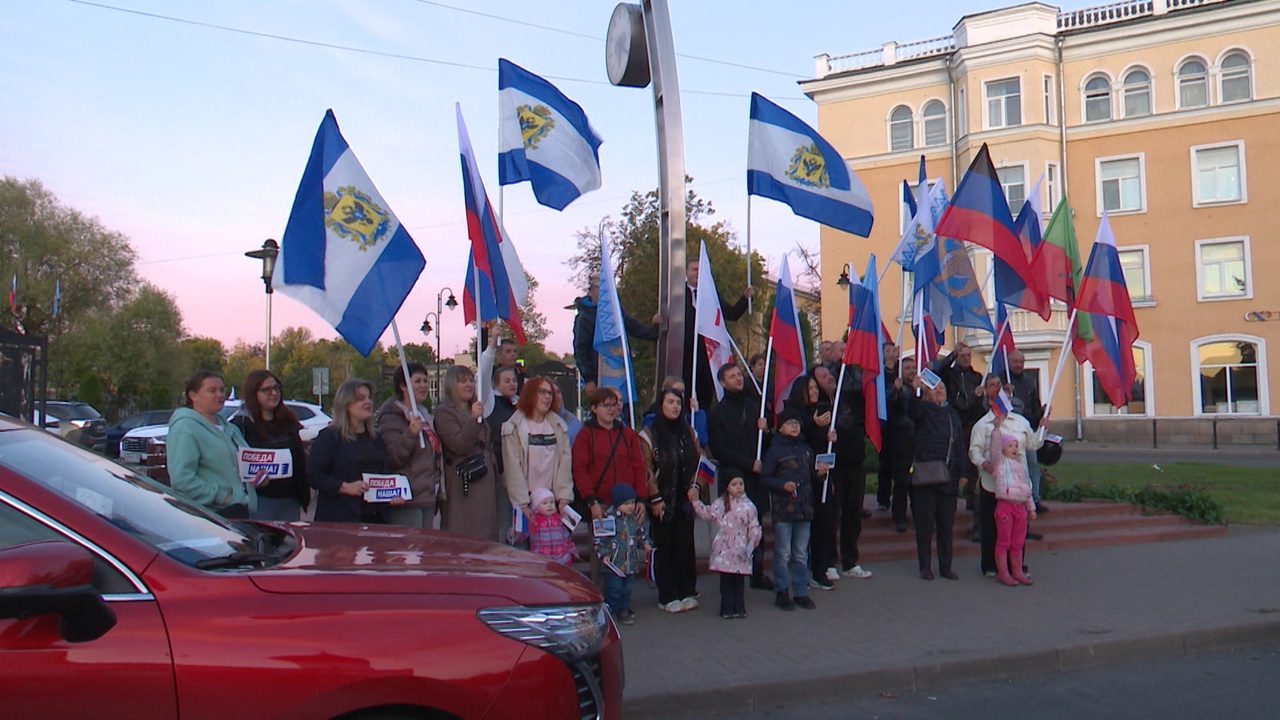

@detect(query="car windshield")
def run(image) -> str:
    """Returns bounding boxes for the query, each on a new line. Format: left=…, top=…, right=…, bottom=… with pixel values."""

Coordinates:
left=0, top=429, right=255, bottom=566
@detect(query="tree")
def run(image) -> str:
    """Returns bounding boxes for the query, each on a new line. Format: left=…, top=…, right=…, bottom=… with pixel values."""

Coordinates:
left=180, top=337, right=226, bottom=375
left=566, top=181, right=767, bottom=398
left=0, top=176, right=138, bottom=337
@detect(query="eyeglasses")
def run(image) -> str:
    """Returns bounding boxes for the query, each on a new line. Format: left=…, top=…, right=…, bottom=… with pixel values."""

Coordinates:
left=537, top=389, right=554, bottom=397
left=599, top=402, right=621, bottom=409
left=258, top=384, right=282, bottom=394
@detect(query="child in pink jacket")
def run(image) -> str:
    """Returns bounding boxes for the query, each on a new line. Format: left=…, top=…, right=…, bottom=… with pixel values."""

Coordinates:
left=687, top=468, right=762, bottom=619
left=989, top=420, right=1037, bottom=586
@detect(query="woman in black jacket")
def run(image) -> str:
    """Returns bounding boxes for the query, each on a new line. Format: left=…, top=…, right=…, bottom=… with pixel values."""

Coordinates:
left=907, top=378, right=964, bottom=580
left=785, top=369, right=838, bottom=588
left=232, top=370, right=310, bottom=521
left=640, top=388, right=702, bottom=613
left=309, top=378, right=389, bottom=524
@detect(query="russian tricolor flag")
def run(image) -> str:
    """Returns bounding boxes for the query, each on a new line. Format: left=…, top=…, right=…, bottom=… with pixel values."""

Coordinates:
left=457, top=103, right=529, bottom=344
left=842, top=254, right=886, bottom=452
left=769, top=255, right=806, bottom=413
left=1076, top=213, right=1140, bottom=408
left=992, top=388, right=1013, bottom=418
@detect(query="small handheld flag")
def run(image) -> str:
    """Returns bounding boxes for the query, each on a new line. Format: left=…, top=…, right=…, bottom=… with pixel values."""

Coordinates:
left=696, top=456, right=717, bottom=490
left=992, top=388, right=1013, bottom=418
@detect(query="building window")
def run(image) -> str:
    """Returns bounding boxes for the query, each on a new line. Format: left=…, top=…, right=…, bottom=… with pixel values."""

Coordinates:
left=1195, top=238, right=1251, bottom=300
left=1043, top=74, right=1056, bottom=124
left=1194, top=339, right=1262, bottom=415
left=1219, top=51, right=1252, bottom=103
left=1178, top=58, right=1209, bottom=108
left=986, top=78, right=1021, bottom=128
left=958, top=86, right=968, bottom=136
left=1118, top=246, right=1151, bottom=303
left=1192, top=141, right=1244, bottom=205
left=1122, top=69, right=1151, bottom=117
left=997, top=165, right=1026, bottom=210
left=1084, top=75, right=1112, bottom=122
left=1087, top=343, right=1149, bottom=416
left=1046, top=162, right=1061, bottom=212
left=890, top=105, right=914, bottom=151
left=1097, top=156, right=1144, bottom=213
left=922, top=100, right=947, bottom=146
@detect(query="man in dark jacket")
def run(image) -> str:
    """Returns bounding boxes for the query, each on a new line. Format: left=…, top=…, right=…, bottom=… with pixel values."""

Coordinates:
left=883, top=355, right=917, bottom=533
left=708, top=363, right=771, bottom=589
left=571, top=279, right=661, bottom=395
left=1006, top=350, right=1047, bottom=512
left=683, top=254, right=752, bottom=411
left=940, top=341, right=985, bottom=531
left=830, top=364, right=873, bottom=579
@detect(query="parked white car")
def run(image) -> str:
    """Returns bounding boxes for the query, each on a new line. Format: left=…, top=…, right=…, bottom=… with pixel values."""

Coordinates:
left=119, top=400, right=331, bottom=472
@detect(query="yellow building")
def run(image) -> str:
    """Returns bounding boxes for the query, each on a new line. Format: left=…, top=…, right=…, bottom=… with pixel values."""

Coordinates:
left=802, top=0, right=1279, bottom=445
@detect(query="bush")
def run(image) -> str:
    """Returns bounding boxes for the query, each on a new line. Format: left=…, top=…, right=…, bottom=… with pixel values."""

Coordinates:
left=1039, top=470, right=1224, bottom=525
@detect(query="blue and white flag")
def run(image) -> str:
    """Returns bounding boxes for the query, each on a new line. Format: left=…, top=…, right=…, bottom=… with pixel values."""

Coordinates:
left=747, top=93, right=874, bottom=237
left=277, top=110, right=425, bottom=356
left=498, top=58, right=603, bottom=211
left=593, top=229, right=636, bottom=404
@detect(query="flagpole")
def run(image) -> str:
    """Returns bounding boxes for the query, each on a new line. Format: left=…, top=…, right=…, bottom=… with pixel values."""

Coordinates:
left=690, top=331, right=699, bottom=427
left=1041, top=307, right=1079, bottom=435
left=618, top=306, right=638, bottom=431
left=473, top=259, right=485, bottom=425
left=992, top=314, right=1012, bottom=383
left=389, top=319, right=427, bottom=448
left=894, top=265, right=908, bottom=376
left=826, top=361, right=847, bottom=455
left=756, top=336, right=773, bottom=461
left=746, top=195, right=754, bottom=316
left=724, top=331, right=763, bottom=396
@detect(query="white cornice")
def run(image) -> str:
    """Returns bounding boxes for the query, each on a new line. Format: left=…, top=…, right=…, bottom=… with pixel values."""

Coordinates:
left=1060, top=1, right=1280, bottom=60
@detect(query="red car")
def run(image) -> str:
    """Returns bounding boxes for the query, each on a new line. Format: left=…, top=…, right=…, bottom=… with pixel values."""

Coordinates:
left=0, top=416, right=622, bottom=719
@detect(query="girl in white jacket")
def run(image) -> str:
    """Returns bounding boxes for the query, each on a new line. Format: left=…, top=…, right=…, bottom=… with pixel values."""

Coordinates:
left=687, top=469, right=762, bottom=619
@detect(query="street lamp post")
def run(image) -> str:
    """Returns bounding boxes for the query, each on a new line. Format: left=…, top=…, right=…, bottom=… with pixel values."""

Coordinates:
left=245, top=239, right=280, bottom=370
left=422, top=287, right=457, bottom=400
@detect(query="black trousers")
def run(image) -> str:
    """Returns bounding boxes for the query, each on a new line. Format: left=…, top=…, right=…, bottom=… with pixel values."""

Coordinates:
left=910, top=486, right=957, bottom=572
left=835, top=462, right=867, bottom=570
left=979, top=487, right=998, bottom=574
left=651, top=513, right=697, bottom=605
left=743, top=471, right=769, bottom=581
left=876, top=435, right=894, bottom=507
left=718, top=572, right=746, bottom=615
left=811, top=473, right=839, bottom=576
left=879, top=440, right=914, bottom=525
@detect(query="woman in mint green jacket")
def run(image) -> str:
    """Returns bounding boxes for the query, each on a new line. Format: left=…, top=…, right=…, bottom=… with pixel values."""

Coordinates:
left=168, top=370, right=253, bottom=519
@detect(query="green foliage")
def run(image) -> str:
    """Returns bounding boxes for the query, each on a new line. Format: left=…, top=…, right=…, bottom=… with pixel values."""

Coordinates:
left=77, top=372, right=104, bottom=409
left=1041, top=467, right=1226, bottom=525
left=567, top=181, right=767, bottom=401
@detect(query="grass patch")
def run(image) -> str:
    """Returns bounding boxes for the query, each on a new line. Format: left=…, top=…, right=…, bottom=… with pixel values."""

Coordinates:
left=1045, top=462, right=1280, bottom=525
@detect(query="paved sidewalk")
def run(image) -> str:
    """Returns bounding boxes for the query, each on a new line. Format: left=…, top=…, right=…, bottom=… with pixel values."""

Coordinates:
left=618, top=526, right=1280, bottom=718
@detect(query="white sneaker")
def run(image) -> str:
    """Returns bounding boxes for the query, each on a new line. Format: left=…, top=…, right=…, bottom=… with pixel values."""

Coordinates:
left=659, top=600, right=683, bottom=613
left=825, top=567, right=841, bottom=583
left=841, top=565, right=873, bottom=579
left=680, top=596, right=700, bottom=611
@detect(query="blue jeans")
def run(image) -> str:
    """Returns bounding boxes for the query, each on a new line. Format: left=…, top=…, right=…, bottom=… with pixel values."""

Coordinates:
left=252, top=496, right=301, bottom=522
left=604, top=572, right=634, bottom=614
left=772, top=520, right=811, bottom=597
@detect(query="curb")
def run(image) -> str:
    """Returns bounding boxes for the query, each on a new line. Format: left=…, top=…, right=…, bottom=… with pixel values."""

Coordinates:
left=621, top=616, right=1280, bottom=718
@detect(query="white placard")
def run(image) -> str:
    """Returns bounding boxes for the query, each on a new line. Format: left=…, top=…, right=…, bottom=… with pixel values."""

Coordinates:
left=362, top=473, right=412, bottom=503
left=238, top=448, right=294, bottom=486
left=561, top=504, right=582, bottom=532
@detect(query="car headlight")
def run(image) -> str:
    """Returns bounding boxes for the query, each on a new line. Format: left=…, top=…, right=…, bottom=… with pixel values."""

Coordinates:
left=478, top=604, right=608, bottom=664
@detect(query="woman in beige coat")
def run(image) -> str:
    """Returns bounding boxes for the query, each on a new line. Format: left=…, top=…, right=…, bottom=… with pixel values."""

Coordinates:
left=501, top=377, right=574, bottom=521
left=433, top=365, right=499, bottom=542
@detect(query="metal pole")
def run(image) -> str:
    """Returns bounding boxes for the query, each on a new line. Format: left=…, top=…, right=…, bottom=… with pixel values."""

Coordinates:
left=265, top=291, right=273, bottom=371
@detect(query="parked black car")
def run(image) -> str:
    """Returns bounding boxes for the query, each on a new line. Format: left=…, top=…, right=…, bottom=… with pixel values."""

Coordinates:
left=102, top=409, right=172, bottom=458
left=42, top=401, right=107, bottom=451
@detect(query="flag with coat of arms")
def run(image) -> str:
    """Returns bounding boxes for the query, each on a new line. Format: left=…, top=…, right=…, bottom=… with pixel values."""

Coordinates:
left=276, top=110, right=426, bottom=357
left=498, top=58, right=603, bottom=211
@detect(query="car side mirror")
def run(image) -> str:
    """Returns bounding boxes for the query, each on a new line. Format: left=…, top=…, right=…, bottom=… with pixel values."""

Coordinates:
left=0, top=541, right=117, bottom=643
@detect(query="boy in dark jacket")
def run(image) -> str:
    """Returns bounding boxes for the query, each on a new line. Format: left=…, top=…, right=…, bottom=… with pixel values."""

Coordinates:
left=762, top=407, right=829, bottom=611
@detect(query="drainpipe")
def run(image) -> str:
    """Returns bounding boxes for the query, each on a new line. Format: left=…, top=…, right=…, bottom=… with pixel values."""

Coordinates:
left=1056, top=34, right=1084, bottom=442
left=947, top=53, right=959, bottom=196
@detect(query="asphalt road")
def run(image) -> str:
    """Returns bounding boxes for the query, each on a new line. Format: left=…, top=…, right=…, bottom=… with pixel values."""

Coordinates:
left=703, top=642, right=1280, bottom=719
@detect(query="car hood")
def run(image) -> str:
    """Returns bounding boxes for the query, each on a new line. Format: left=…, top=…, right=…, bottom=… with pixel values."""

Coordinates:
left=249, top=523, right=599, bottom=606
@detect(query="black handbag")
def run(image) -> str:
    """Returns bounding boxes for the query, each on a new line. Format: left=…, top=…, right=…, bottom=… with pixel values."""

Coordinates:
left=910, top=460, right=951, bottom=487
left=455, top=453, right=488, bottom=496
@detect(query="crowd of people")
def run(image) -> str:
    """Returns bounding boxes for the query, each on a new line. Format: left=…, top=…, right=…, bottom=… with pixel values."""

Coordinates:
left=164, top=255, right=1050, bottom=625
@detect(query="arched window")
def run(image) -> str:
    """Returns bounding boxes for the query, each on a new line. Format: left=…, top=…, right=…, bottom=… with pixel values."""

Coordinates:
left=1178, top=58, right=1208, bottom=108
left=922, top=100, right=947, bottom=146
left=889, top=105, right=914, bottom=151
left=1193, top=338, right=1264, bottom=414
left=1084, top=76, right=1112, bottom=122
left=1122, top=69, right=1151, bottom=117
left=1220, top=51, right=1252, bottom=103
